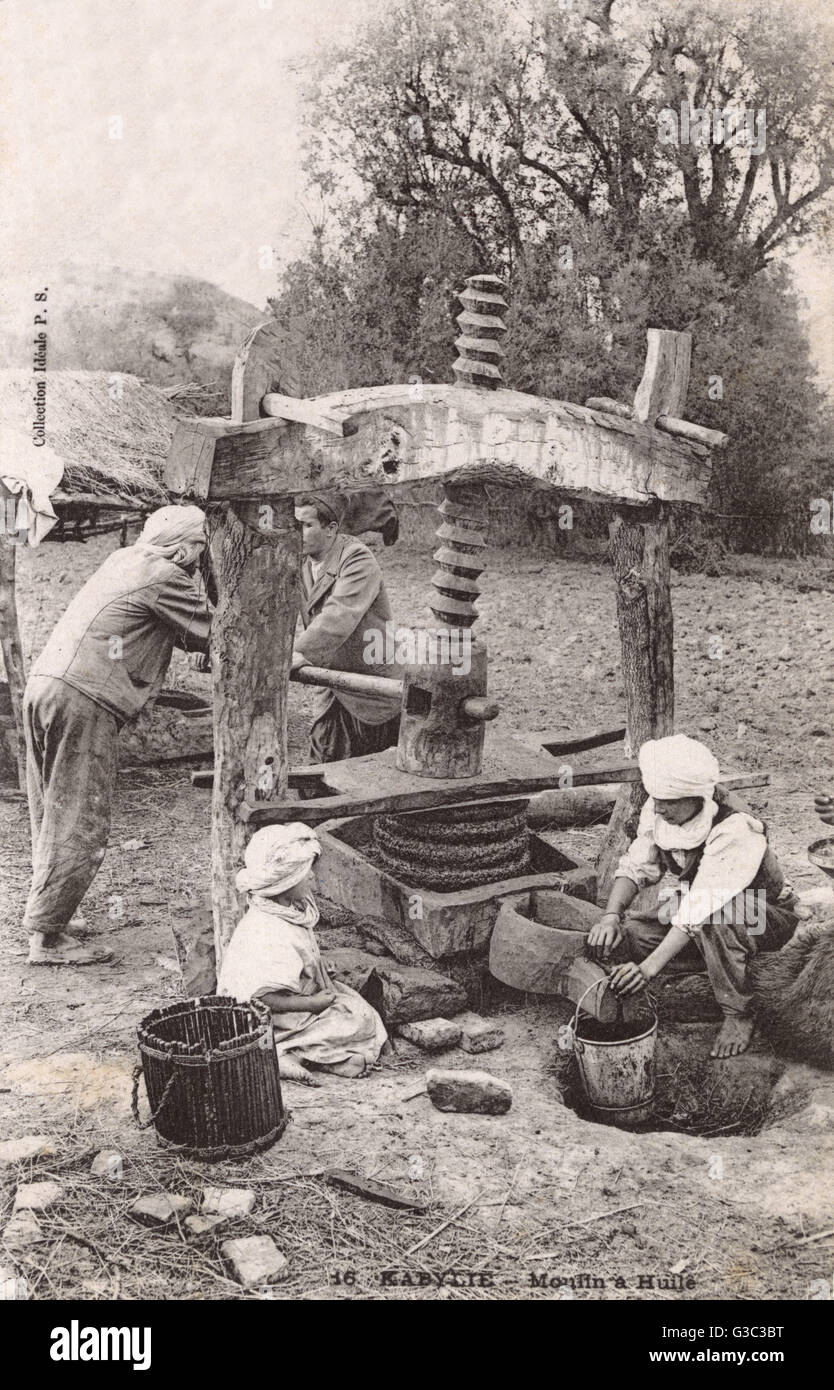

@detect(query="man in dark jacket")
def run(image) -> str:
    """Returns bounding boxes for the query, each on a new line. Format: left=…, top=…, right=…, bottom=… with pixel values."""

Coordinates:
left=24, top=504, right=211, bottom=965
left=293, top=494, right=401, bottom=762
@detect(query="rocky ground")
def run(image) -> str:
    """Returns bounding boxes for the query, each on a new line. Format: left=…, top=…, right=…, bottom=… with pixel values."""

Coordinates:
left=1, top=534, right=833, bottom=1301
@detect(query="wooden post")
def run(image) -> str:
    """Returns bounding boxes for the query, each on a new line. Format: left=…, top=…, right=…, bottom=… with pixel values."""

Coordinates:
left=210, top=326, right=301, bottom=962
left=596, top=329, right=690, bottom=898
left=0, top=533, right=27, bottom=790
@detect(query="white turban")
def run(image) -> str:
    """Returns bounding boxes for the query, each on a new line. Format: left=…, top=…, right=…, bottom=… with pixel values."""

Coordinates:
left=137, top=504, right=206, bottom=558
left=235, top=823, right=321, bottom=898
left=638, top=735, right=720, bottom=801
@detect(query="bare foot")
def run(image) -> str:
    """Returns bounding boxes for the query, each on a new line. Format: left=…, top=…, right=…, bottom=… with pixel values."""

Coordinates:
left=711, top=1015, right=754, bottom=1059
left=279, top=1056, right=321, bottom=1087
left=28, top=933, right=113, bottom=966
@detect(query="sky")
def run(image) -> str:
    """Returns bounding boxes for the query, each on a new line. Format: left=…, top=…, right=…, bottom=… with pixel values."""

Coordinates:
left=0, top=0, right=375, bottom=307
left=1, top=0, right=832, bottom=382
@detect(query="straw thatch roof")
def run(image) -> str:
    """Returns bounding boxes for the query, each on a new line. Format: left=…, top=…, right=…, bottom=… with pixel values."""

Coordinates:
left=0, top=370, right=179, bottom=506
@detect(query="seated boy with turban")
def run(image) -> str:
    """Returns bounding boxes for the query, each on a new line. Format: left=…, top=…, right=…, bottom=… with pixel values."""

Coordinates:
left=588, top=735, right=797, bottom=1058
left=218, top=822, right=388, bottom=1084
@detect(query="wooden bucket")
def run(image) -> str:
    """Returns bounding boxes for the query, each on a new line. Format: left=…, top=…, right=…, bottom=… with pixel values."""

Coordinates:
left=133, top=996, right=288, bottom=1161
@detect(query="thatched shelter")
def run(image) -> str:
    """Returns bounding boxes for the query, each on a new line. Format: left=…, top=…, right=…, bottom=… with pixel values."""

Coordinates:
left=0, top=369, right=179, bottom=512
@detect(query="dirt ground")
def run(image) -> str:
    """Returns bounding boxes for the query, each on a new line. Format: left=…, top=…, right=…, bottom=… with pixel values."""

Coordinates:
left=1, top=534, right=833, bottom=1301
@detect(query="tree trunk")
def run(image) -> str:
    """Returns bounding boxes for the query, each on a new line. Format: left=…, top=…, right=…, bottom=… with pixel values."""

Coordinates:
left=0, top=535, right=27, bottom=790
left=596, top=503, right=674, bottom=898
left=209, top=500, right=299, bottom=962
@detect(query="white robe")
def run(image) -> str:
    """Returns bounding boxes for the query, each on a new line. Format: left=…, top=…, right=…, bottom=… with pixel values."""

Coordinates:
left=217, top=892, right=387, bottom=1077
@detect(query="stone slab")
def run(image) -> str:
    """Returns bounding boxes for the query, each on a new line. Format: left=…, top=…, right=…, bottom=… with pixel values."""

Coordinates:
left=397, top=1018, right=462, bottom=1052
left=426, top=1068, right=512, bottom=1115
left=457, top=1012, right=505, bottom=1054
left=222, top=1235, right=288, bottom=1288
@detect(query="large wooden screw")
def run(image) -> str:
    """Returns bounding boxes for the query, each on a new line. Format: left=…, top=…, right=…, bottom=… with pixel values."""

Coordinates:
left=452, top=273, right=508, bottom=389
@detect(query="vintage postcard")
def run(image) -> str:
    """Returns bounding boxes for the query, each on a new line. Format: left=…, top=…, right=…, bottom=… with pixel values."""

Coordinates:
left=0, top=0, right=832, bottom=1339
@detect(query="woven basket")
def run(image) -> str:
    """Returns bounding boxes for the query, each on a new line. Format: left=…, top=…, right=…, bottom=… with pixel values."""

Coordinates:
left=133, top=996, right=288, bottom=1161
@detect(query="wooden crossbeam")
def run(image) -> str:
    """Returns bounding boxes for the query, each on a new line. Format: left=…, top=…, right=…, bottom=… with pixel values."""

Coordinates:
left=166, top=381, right=714, bottom=508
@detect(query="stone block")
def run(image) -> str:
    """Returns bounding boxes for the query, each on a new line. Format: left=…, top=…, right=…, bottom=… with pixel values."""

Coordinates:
left=426, top=1068, right=512, bottom=1115
left=2, top=1212, right=43, bottom=1251
left=129, top=1192, right=193, bottom=1227
left=457, top=1012, right=505, bottom=1054
left=201, top=1187, right=256, bottom=1219
left=13, top=1181, right=62, bottom=1213
left=222, top=1235, right=288, bottom=1288
left=185, top=1214, right=228, bottom=1237
left=0, top=1136, right=56, bottom=1168
left=397, top=1018, right=462, bottom=1052
left=91, top=1150, right=124, bottom=1181
left=170, top=892, right=217, bottom=996
left=490, top=891, right=593, bottom=994
left=323, top=947, right=466, bottom=1024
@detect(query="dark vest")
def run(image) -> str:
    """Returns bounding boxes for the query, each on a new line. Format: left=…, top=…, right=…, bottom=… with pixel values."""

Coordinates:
left=655, top=790, right=784, bottom=899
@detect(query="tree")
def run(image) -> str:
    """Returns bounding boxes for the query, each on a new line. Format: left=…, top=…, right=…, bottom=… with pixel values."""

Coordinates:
left=303, top=0, right=834, bottom=286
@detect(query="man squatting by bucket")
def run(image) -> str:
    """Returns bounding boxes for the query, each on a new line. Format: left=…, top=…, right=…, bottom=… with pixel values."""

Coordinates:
left=21, top=505, right=211, bottom=966
left=588, top=735, right=797, bottom=1059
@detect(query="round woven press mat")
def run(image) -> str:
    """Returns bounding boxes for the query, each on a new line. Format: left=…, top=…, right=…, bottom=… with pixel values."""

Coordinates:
left=372, top=801, right=531, bottom=891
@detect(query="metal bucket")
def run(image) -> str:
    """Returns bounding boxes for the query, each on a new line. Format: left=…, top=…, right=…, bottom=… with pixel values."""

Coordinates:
left=572, top=980, right=657, bottom=1128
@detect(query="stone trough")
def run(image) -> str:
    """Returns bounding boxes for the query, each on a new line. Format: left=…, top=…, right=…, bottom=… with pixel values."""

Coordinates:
left=315, top=804, right=597, bottom=961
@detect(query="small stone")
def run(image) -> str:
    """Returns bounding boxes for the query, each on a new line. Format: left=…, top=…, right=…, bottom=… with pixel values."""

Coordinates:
left=2, top=1212, right=43, bottom=1251
left=129, top=1192, right=193, bottom=1227
left=777, top=646, right=793, bottom=662
left=397, top=1018, right=462, bottom=1053
left=0, top=1135, right=56, bottom=1168
left=426, top=1068, right=512, bottom=1115
left=457, top=1012, right=505, bottom=1054
left=222, top=1235, right=288, bottom=1288
left=201, top=1187, right=256, bottom=1219
left=184, top=1214, right=228, bottom=1237
left=698, top=717, right=716, bottom=732
left=13, top=1181, right=62, bottom=1213
left=91, top=1150, right=124, bottom=1181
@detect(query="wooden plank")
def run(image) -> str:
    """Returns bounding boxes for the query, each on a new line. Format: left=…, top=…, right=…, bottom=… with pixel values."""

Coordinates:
left=324, top=1169, right=427, bottom=1212
left=163, top=382, right=715, bottom=508
left=190, top=767, right=331, bottom=791
left=261, top=392, right=359, bottom=438
left=533, top=726, right=626, bottom=756
left=292, top=664, right=402, bottom=700
left=584, top=398, right=633, bottom=419
left=656, top=415, right=728, bottom=449
left=231, top=320, right=300, bottom=424
left=239, top=760, right=648, bottom=828
left=633, top=328, right=692, bottom=424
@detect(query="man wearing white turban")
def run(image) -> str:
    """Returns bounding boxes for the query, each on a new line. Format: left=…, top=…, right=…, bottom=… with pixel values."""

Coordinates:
left=217, top=822, right=387, bottom=1082
left=23, top=504, right=211, bottom=966
left=588, top=735, right=798, bottom=1058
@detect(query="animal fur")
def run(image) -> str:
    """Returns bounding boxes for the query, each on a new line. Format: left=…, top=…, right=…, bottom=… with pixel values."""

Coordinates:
left=750, top=922, right=834, bottom=1069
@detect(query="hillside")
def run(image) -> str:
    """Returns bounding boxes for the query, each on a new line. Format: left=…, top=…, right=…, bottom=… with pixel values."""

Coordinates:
left=0, top=265, right=264, bottom=388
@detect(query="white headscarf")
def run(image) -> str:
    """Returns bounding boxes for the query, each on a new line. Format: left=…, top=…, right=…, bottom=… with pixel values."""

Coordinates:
left=637, top=735, right=720, bottom=851
left=136, top=504, right=206, bottom=559
left=236, top=823, right=321, bottom=899
left=638, top=735, right=720, bottom=802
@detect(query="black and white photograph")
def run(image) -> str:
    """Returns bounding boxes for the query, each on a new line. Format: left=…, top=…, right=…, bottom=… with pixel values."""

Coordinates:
left=0, top=0, right=833, bottom=1335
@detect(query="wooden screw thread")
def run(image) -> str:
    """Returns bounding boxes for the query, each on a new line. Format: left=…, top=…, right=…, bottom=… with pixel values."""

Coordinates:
left=430, top=494, right=487, bottom=629
left=452, top=273, right=508, bottom=390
